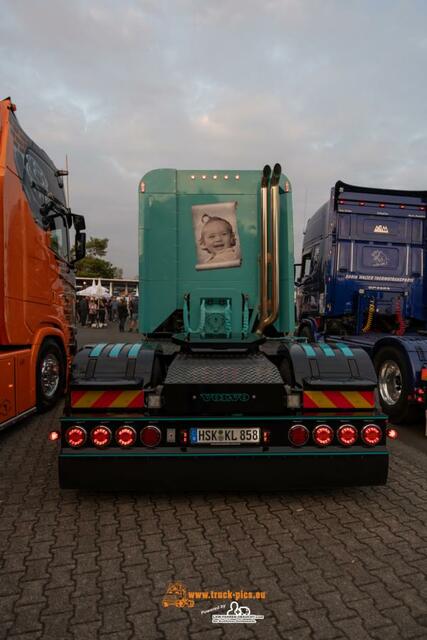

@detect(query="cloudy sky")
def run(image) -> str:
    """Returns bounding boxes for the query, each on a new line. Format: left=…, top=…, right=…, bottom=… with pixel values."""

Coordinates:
left=1, top=0, right=426, bottom=276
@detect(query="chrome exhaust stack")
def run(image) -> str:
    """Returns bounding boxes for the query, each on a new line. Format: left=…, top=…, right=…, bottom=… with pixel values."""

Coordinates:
left=257, top=163, right=281, bottom=334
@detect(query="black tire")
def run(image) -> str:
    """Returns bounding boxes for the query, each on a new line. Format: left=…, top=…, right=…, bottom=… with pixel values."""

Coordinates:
left=298, top=323, right=315, bottom=342
left=373, top=346, right=421, bottom=424
left=36, top=339, right=65, bottom=411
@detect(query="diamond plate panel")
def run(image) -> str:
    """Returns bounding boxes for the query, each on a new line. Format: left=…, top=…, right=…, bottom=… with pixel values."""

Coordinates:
left=165, top=353, right=283, bottom=384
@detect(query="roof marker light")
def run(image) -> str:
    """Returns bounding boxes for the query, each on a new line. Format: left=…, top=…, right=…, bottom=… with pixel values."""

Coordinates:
left=224, top=175, right=229, bottom=180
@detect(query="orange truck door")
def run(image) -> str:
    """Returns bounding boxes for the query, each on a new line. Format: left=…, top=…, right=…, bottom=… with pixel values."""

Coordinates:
left=0, top=356, right=16, bottom=424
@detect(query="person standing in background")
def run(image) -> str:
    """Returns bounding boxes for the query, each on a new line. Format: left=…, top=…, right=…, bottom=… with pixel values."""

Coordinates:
left=117, top=297, right=128, bottom=333
left=78, top=296, right=89, bottom=327
left=128, top=295, right=139, bottom=332
left=111, top=296, right=119, bottom=322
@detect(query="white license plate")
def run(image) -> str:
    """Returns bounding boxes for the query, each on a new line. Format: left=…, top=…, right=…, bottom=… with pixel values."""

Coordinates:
left=190, top=428, right=260, bottom=444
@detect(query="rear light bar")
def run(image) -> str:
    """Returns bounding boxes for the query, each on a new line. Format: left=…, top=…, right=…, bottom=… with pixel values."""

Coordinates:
left=65, top=426, right=87, bottom=448
left=288, top=424, right=309, bottom=447
left=337, top=424, right=358, bottom=447
left=361, top=424, right=381, bottom=446
left=116, top=426, right=137, bottom=447
left=91, top=425, right=112, bottom=448
left=312, top=424, right=333, bottom=447
left=141, top=425, right=161, bottom=448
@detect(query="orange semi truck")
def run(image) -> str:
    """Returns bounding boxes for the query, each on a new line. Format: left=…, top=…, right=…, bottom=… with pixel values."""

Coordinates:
left=0, top=97, right=86, bottom=429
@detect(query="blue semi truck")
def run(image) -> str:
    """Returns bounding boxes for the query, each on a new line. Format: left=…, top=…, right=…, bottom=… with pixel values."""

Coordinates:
left=55, top=167, right=393, bottom=489
left=297, top=181, right=427, bottom=424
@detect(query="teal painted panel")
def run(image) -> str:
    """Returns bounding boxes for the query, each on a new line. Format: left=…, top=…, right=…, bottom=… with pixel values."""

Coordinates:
left=319, top=343, right=335, bottom=357
left=139, top=169, right=295, bottom=334
left=90, top=343, right=107, bottom=357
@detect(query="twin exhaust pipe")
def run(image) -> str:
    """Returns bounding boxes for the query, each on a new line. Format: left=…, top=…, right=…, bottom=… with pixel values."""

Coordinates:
left=257, top=163, right=281, bottom=335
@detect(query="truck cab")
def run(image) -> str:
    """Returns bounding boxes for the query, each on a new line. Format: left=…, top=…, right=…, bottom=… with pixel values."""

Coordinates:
left=298, top=181, right=427, bottom=423
left=0, top=98, right=86, bottom=429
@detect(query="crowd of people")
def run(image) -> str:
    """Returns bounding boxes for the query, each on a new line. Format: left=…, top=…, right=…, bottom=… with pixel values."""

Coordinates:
left=77, top=294, right=139, bottom=332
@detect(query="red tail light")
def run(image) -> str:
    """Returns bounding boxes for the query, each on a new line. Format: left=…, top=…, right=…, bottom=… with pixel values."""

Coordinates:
left=313, top=424, right=333, bottom=447
left=91, top=426, right=112, bottom=448
left=262, top=429, right=271, bottom=445
left=337, top=424, right=358, bottom=446
left=65, top=426, right=86, bottom=448
left=361, top=424, right=382, bottom=446
left=116, top=426, right=137, bottom=447
left=141, top=425, right=161, bottom=448
left=179, top=429, right=188, bottom=446
left=288, top=424, right=309, bottom=447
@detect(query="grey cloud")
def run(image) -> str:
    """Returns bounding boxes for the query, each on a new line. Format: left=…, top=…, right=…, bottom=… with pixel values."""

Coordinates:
left=1, top=0, right=426, bottom=273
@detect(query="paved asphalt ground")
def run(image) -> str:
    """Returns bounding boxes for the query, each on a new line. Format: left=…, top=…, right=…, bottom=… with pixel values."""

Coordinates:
left=1, top=324, right=427, bottom=639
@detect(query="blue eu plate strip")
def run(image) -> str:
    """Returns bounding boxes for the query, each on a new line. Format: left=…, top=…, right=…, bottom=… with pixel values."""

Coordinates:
left=90, top=343, right=107, bottom=357
left=109, top=343, right=126, bottom=358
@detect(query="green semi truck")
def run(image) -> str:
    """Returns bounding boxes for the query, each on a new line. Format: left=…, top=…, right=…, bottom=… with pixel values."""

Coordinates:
left=55, top=165, right=392, bottom=490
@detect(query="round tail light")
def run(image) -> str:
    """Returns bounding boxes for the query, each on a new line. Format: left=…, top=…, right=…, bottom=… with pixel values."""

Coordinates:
left=91, top=426, right=112, bottom=448
left=65, top=426, right=86, bottom=448
left=337, top=424, right=358, bottom=446
left=141, top=425, right=161, bottom=448
left=361, top=424, right=382, bottom=446
left=313, top=424, right=333, bottom=447
left=288, top=424, right=309, bottom=447
left=116, top=426, right=137, bottom=448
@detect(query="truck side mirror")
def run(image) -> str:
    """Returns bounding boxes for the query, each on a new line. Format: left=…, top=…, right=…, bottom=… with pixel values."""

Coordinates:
left=73, top=214, right=86, bottom=232
left=73, top=231, right=86, bottom=263
left=294, top=263, right=302, bottom=284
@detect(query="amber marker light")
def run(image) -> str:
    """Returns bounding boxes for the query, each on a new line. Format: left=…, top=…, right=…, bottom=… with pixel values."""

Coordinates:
left=386, top=427, right=398, bottom=440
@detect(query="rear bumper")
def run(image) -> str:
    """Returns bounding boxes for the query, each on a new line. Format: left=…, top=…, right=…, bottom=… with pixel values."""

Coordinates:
left=58, top=448, right=389, bottom=490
